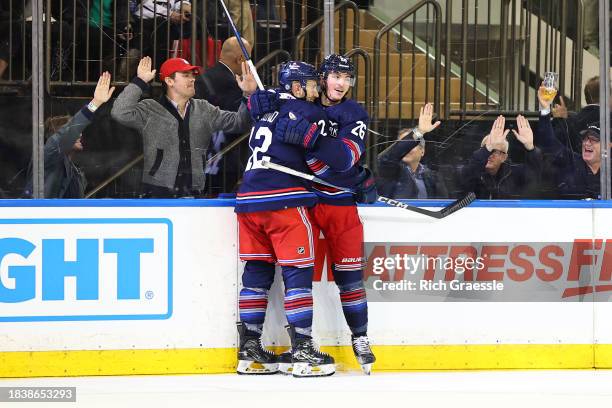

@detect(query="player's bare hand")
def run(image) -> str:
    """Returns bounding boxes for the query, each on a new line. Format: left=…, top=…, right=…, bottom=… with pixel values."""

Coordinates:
left=92, top=71, right=115, bottom=106
left=137, top=56, right=156, bottom=83
left=512, top=114, right=534, bottom=151
left=236, top=61, right=257, bottom=96
left=417, top=103, right=441, bottom=134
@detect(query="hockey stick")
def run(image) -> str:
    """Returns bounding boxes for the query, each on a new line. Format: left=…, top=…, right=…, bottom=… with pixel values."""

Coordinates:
left=218, top=0, right=265, bottom=91
left=260, top=158, right=476, bottom=219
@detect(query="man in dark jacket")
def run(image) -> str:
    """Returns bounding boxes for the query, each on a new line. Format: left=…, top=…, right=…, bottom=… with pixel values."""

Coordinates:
left=195, top=36, right=253, bottom=195
left=551, top=76, right=607, bottom=152
left=461, top=115, right=543, bottom=199
left=376, top=104, right=447, bottom=199
left=537, top=86, right=602, bottom=199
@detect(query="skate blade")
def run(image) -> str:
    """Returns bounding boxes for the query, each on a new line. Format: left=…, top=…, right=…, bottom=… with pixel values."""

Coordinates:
left=237, top=360, right=278, bottom=375
left=278, top=362, right=293, bottom=375
left=360, top=363, right=372, bottom=375
left=292, top=363, right=336, bottom=378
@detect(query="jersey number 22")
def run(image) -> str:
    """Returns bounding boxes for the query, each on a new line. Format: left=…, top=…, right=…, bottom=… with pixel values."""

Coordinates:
left=245, top=127, right=272, bottom=171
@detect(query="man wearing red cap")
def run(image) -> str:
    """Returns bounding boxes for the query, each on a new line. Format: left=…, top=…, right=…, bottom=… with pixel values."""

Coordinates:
left=112, top=56, right=256, bottom=197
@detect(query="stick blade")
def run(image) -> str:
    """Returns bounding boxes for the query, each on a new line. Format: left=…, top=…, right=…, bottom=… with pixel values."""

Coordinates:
left=438, top=192, right=476, bottom=218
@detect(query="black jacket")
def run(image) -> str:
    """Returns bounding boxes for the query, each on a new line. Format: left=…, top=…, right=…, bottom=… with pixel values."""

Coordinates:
left=195, top=62, right=246, bottom=193
left=376, top=138, right=448, bottom=199
left=195, top=62, right=243, bottom=111
left=552, top=104, right=601, bottom=152
left=460, top=146, right=543, bottom=199
left=536, top=113, right=601, bottom=199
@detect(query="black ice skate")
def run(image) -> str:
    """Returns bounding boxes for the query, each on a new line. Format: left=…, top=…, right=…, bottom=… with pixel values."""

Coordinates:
left=287, top=325, right=335, bottom=377
left=236, top=322, right=278, bottom=375
left=351, top=335, right=376, bottom=375
left=277, top=349, right=293, bottom=375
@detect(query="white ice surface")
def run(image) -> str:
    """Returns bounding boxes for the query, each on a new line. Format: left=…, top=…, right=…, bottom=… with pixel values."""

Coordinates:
left=2, top=370, right=612, bottom=408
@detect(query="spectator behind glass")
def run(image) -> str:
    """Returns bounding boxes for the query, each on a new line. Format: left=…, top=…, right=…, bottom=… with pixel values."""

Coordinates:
left=24, top=73, right=116, bottom=198
left=75, top=0, right=134, bottom=81
left=111, top=56, right=256, bottom=198
left=460, top=115, right=543, bottom=199
left=376, top=103, right=448, bottom=199
left=551, top=76, right=610, bottom=153
left=537, top=86, right=603, bottom=199
left=195, top=36, right=252, bottom=195
left=131, top=0, right=193, bottom=70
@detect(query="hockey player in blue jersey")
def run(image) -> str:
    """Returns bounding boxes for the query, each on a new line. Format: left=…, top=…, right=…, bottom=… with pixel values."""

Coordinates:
left=249, top=54, right=378, bottom=374
left=235, top=61, right=335, bottom=377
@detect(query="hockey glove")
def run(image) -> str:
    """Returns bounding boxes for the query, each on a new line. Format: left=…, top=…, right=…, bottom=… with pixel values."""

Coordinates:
left=355, top=167, right=378, bottom=204
left=248, top=90, right=280, bottom=119
left=274, top=114, right=320, bottom=149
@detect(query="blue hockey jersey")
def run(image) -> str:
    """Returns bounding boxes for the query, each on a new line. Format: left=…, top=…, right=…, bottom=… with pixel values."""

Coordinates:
left=305, top=98, right=369, bottom=205
left=235, top=96, right=327, bottom=213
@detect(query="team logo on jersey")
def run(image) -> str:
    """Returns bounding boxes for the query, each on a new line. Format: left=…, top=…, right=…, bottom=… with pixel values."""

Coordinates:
left=289, top=112, right=297, bottom=120
left=297, top=247, right=305, bottom=254
left=328, top=121, right=338, bottom=137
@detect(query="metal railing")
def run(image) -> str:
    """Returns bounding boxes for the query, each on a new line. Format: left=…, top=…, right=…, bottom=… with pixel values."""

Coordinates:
left=444, top=0, right=584, bottom=118
left=344, top=47, right=372, bottom=165
left=294, top=0, right=359, bottom=62
left=0, top=0, right=325, bottom=91
left=372, top=0, right=442, bottom=155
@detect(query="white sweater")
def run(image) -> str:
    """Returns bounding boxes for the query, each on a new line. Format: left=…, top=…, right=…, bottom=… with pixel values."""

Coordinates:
left=133, top=0, right=191, bottom=20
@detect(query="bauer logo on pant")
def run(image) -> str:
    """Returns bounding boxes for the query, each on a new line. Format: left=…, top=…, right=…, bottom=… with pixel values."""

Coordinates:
left=0, top=218, right=173, bottom=322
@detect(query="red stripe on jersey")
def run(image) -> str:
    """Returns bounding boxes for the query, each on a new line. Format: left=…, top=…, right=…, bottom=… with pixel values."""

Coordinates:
left=307, top=160, right=326, bottom=172
left=342, top=138, right=361, bottom=165
left=313, top=183, right=341, bottom=193
left=237, top=187, right=308, bottom=197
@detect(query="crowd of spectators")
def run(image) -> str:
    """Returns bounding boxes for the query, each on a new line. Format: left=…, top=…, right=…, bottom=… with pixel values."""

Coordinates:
left=375, top=77, right=607, bottom=201
left=0, top=1, right=609, bottom=200
left=13, top=62, right=612, bottom=200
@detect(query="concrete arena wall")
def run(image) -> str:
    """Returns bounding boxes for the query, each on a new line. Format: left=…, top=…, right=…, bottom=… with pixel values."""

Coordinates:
left=0, top=199, right=611, bottom=377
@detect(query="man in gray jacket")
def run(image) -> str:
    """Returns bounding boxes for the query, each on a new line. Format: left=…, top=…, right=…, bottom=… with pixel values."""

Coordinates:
left=111, top=56, right=256, bottom=197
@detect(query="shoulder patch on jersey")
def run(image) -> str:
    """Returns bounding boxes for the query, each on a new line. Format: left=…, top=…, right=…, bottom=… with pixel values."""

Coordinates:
left=289, top=111, right=297, bottom=120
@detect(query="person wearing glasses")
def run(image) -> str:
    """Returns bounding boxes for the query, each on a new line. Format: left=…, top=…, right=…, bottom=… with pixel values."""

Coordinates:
left=537, top=86, right=604, bottom=199
left=461, top=115, right=543, bottom=199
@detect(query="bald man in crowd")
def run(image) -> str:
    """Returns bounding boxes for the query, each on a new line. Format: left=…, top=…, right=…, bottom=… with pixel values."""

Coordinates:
left=195, top=36, right=253, bottom=195
left=195, top=36, right=252, bottom=108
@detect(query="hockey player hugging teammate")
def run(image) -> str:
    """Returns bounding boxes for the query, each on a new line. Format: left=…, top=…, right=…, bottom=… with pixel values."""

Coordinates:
left=248, top=54, right=377, bottom=375
left=235, top=61, right=335, bottom=377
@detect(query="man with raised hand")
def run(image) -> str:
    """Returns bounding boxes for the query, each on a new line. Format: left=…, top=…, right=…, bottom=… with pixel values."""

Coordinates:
left=462, top=114, right=543, bottom=199
left=537, top=84, right=603, bottom=199
left=376, top=104, right=447, bottom=199
left=111, top=56, right=256, bottom=198
left=25, top=72, right=115, bottom=198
